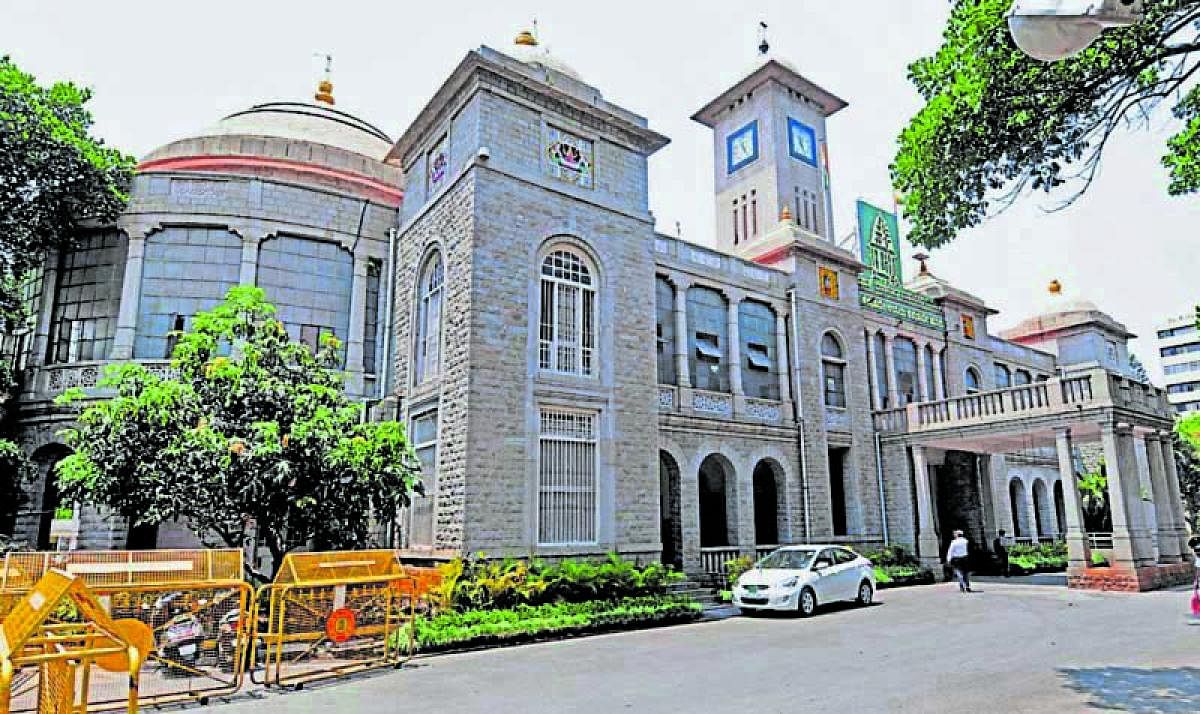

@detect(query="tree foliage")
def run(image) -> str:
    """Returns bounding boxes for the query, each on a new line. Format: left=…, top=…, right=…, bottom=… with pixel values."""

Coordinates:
left=893, top=1, right=1200, bottom=248
left=55, top=287, right=421, bottom=579
left=0, top=438, right=31, bottom=537
left=1173, top=417, right=1200, bottom=532
left=0, top=55, right=134, bottom=326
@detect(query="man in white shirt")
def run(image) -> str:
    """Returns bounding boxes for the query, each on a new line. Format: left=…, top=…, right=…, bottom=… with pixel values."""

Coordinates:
left=946, top=530, right=972, bottom=593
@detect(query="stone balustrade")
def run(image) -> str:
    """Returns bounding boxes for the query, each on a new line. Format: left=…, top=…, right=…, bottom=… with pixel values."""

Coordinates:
left=29, top=360, right=178, bottom=401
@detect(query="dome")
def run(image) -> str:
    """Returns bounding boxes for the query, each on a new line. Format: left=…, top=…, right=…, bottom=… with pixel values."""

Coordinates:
left=1033, top=280, right=1100, bottom=318
left=510, top=29, right=584, bottom=81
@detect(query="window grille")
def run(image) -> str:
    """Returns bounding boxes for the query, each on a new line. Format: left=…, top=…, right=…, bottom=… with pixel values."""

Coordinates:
left=538, top=250, right=595, bottom=376
left=364, top=260, right=381, bottom=374
left=416, top=254, right=444, bottom=382
left=538, top=409, right=597, bottom=544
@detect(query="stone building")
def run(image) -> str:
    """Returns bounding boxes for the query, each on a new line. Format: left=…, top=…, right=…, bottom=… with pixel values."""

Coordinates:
left=1, top=37, right=1191, bottom=590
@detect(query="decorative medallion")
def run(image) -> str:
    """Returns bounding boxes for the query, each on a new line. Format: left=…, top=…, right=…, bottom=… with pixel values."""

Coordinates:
left=546, top=126, right=594, bottom=188
left=427, top=135, right=448, bottom=191
left=787, top=117, right=817, bottom=166
left=961, top=314, right=976, bottom=340
left=818, top=266, right=839, bottom=300
left=726, top=120, right=759, bottom=174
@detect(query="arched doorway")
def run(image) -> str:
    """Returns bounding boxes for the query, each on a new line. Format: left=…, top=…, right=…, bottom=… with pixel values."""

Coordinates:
left=31, top=445, right=70, bottom=551
left=1053, top=480, right=1066, bottom=535
left=1032, top=479, right=1050, bottom=538
left=1009, top=479, right=1029, bottom=539
left=659, top=451, right=683, bottom=569
left=698, top=455, right=734, bottom=547
left=752, top=460, right=781, bottom=546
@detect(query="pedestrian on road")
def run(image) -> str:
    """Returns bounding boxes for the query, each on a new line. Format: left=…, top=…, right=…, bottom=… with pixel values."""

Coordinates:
left=946, top=530, right=972, bottom=593
left=993, top=529, right=1010, bottom=578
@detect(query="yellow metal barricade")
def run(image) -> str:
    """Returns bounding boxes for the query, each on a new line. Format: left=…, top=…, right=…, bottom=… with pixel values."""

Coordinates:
left=0, top=569, right=146, bottom=714
left=252, top=550, right=441, bottom=688
left=0, top=550, right=252, bottom=711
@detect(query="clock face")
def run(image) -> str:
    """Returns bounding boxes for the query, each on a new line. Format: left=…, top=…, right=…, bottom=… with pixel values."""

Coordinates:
left=726, top=121, right=759, bottom=174
left=788, top=118, right=817, bottom=165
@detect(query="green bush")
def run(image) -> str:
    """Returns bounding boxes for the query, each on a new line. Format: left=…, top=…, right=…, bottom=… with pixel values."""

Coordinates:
left=859, top=545, right=921, bottom=569
left=444, top=553, right=684, bottom=612
left=724, top=555, right=756, bottom=587
left=1007, top=541, right=1068, bottom=573
left=391, top=595, right=701, bottom=654
left=1091, top=551, right=1110, bottom=567
left=874, top=564, right=935, bottom=588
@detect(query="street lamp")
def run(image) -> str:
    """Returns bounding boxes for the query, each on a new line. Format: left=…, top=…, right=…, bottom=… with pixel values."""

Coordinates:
left=1008, top=0, right=1143, bottom=62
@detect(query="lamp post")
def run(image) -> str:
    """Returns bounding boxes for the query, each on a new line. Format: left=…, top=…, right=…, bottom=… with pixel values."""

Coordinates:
left=1008, top=0, right=1143, bottom=62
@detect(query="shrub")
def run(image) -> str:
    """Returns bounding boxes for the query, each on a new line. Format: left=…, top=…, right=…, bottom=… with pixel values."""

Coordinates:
left=859, top=545, right=921, bottom=569
left=724, top=555, right=755, bottom=587
left=1007, top=540, right=1068, bottom=573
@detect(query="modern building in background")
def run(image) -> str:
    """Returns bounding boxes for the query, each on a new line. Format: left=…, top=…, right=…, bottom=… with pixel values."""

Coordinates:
left=0, top=34, right=1192, bottom=591
left=1156, top=312, right=1200, bottom=415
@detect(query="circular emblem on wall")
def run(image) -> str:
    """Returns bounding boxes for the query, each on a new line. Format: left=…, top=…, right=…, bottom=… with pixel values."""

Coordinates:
left=325, top=608, right=357, bottom=643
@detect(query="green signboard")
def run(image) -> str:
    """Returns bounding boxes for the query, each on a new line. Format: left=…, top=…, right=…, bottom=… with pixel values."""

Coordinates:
left=856, top=200, right=946, bottom=331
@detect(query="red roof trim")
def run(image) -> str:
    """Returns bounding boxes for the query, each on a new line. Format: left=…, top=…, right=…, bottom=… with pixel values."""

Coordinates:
left=137, top=155, right=403, bottom=207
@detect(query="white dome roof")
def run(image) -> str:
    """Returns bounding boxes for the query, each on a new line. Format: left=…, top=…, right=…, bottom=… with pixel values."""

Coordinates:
left=194, top=102, right=394, bottom=160
left=512, top=43, right=583, bottom=81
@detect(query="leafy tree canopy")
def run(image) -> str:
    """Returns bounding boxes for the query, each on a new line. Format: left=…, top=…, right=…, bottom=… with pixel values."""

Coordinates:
left=892, top=0, right=1200, bottom=248
left=55, top=287, right=421, bottom=580
left=0, top=55, right=134, bottom=325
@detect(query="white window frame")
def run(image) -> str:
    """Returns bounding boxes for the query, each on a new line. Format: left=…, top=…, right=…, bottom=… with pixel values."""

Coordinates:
left=820, top=332, right=847, bottom=409
left=538, top=249, right=596, bottom=377
left=406, top=409, right=438, bottom=548
left=415, top=253, right=444, bottom=384
left=536, top=408, right=599, bottom=546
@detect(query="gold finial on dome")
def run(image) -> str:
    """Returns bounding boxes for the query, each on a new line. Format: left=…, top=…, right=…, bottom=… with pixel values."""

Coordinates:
left=1048, top=279, right=1062, bottom=295
left=515, top=29, right=538, bottom=47
left=780, top=204, right=793, bottom=222
left=314, top=53, right=335, bottom=105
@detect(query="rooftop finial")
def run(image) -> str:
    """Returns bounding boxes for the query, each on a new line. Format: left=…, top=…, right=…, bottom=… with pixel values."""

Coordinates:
left=516, top=18, right=539, bottom=47
left=758, top=21, right=770, bottom=56
left=913, top=252, right=930, bottom=276
left=314, top=53, right=334, bottom=105
left=1049, top=279, right=1062, bottom=295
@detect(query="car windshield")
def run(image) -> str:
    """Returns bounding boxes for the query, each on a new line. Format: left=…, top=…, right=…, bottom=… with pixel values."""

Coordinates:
left=755, top=549, right=817, bottom=570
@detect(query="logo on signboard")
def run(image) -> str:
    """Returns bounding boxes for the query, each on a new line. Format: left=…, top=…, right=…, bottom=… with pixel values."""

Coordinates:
left=856, top=200, right=946, bottom=331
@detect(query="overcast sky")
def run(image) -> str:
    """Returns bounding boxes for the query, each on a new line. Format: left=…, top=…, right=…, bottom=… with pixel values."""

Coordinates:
left=4, top=1, right=1196, bottom=379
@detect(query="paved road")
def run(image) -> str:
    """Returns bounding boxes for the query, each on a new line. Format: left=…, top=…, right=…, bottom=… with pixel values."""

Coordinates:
left=216, top=580, right=1200, bottom=713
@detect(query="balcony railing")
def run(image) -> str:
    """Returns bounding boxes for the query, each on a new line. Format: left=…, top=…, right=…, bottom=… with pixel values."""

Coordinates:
left=699, top=547, right=742, bottom=575
left=29, top=360, right=177, bottom=400
left=873, top=368, right=1170, bottom=436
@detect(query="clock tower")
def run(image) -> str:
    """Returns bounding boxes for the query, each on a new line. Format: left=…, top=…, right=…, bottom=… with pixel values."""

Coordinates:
left=691, top=58, right=847, bottom=264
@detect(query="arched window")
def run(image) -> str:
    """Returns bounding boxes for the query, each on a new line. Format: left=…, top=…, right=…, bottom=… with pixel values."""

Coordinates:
left=994, top=363, right=1012, bottom=389
left=964, top=367, right=982, bottom=395
left=894, top=337, right=918, bottom=404
left=821, top=332, right=846, bottom=408
left=539, top=248, right=596, bottom=377
left=415, top=253, right=444, bottom=383
left=1014, top=369, right=1032, bottom=386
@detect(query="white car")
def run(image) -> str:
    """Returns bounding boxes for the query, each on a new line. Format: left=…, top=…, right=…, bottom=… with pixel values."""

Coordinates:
left=732, top=545, right=876, bottom=617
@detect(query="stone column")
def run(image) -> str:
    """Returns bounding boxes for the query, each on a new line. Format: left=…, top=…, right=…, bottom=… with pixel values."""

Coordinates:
left=28, top=250, right=60, bottom=368
left=1144, top=432, right=1183, bottom=563
left=726, top=295, right=743, bottom=396
left=865, top=332, right=884, bottom=411
left=1054, top=428, right=1091, bottom=572
left=737, top=467, right=757, bottom=556
left=916, top=342, right=929, bottom=402
left=1100, top=422, right=1155, bottom=568
left=774, top=311, right=791, bottom=404
left=672, top=280, right=690, bottom=389
left=110, top=230, right=148, bottom=360
left=239, top=237, right=259, bottom=285
left=883, top=333, right=900, bottom=408
left=1158, top=432, right=1192, bottom=560
left=1024, top=481, right=1040, bottom=542
left=345, top=253, right=369, bottom=385
left=912, top=446, right=942, bottom=569
left=932, top=347, right=945, bottom=399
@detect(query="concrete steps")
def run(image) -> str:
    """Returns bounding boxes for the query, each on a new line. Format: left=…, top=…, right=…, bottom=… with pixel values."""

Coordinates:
left=668, top=579, right=723, bottom=608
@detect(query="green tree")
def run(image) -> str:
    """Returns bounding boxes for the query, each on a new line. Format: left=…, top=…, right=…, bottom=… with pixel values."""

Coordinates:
left=1077, top=460, right=1113, bottom=533
left=1, top=55, right=134, bottom=327
left=0, top=439, right=31, bottom=542
left=892, top=1, right=1200, bottom=248
left=54, top=287, right=421, bottom=580
left=1173, top=428, right=1200, bottom=533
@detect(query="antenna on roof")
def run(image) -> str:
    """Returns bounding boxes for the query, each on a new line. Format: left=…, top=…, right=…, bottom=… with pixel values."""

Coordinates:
left=313, top=53, right=335, bottom=105
left=758, top=21, right=770, bottom=56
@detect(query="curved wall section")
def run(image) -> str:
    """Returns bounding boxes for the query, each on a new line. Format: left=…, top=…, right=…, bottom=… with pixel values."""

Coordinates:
left=257, top=236, right=352, bottom=355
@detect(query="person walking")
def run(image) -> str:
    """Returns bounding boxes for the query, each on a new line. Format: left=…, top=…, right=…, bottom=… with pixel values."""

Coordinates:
left=993, top=529, right=1010, bottom=578
left=946, top=529, right=972, bottom=593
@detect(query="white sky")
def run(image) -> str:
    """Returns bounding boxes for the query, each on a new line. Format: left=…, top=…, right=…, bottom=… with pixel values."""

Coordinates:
left=4, top=1, right=1196, bottom=379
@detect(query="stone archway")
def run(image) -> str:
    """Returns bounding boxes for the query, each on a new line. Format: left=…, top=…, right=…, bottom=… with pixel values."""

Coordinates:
left=1009, top=478, right=1030, bottom=539
left=659, top=450, right=683, bottom=569
left=1053, top=480, right=1066, bottom=535
left=698, top=454, right=736, bottom=547
left=752, top=460, right=782, bottom=546
left=30, top=444, right=71, bottom=550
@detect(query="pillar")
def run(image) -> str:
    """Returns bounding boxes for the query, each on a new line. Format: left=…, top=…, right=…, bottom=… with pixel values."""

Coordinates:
left=239, top=237, right=259, bottom=285
left=727, top=296, right=743, bottom=396
left=774, top=312, right=791, bottom=404
left=932, top=347, right=945, bottom=400
left=1144, top=432, right=1183, bottom=563
left=866, top=332, right=884, bottom=411
left=1158, top=432, right=1192, bottom=560
left=1100, top=422, right=1155, bottom=567
left=344, top=253, right=369, bottom=392
left=672, top=280, right=690, bottom=389
left=912, top=446, right=941, bottom=569
left=110, top=231, right=147, bottom=360
left=916, top=342, right=929, bottom=402
left=1024, top=480, right=1040, bottom=542
left=1054, top=428, right=1091, bottom=572
left=883, top=333, right=900, bottom=408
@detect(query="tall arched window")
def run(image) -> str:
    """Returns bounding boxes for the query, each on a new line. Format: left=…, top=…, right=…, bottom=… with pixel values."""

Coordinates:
left=415, top=253, right=444, bottom=383
left=964, top=366, right=982, bottom=395
left=994, top=363, right=1012, bottom=389
left=1014, top=369, right=1032, bottom=386
left=821, top=332, right=846, bottom=408
left=539, top=248, right=596, bottom=377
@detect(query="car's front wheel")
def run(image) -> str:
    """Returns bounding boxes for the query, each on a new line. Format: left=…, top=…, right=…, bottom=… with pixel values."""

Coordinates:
left=856, top=580, right=874, bottom=606
left=797, top=587, right=817, bottom=617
